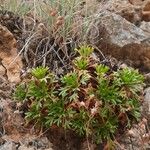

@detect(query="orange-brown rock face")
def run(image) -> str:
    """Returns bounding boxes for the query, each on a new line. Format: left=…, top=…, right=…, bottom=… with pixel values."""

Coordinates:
left=129, top=0, right=150, bottom=21
left=0, top=24, right=23, bottom=83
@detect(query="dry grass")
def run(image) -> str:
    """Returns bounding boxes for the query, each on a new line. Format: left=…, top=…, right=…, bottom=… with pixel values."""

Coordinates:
left=0, top=0, right=102, bottom=73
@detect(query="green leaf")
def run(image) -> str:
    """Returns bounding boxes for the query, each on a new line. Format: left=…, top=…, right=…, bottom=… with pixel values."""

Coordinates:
left=14, top=84, right=27, bottom=101
left=61, top=72, right=79, bottom=89
left=117, top=68, right=144, bottom=86
left=75, top=45, right=94, bottom=58
left=27, top=81, right=48, bottom=99
left=74, top=57, right=88, bottom=70
left=80, top=72, right=90, bottom=85
left=31, top=66, right=49, bottom=79
left=96, top=64, right=109, bottom=76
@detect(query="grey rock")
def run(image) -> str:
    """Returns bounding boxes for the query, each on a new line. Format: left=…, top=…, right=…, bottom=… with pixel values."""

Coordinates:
left=0, top=142, right=16, bottom=150
left=88, top=10, right=149, bottom=46
left=140, top=21, right=150, bottom=33
left=19, top=137, right=53, bottom=150
left=87, top=10, right=150, bottom=71
left=143, top=87, right=150, bottom=118
left=18, top=145, right=34, bottom=150
left=144, top=73, right=150, bottom=85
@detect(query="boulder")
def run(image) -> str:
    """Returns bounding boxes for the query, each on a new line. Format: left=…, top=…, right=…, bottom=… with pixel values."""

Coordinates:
left=87, top=10, right=150, bottom=71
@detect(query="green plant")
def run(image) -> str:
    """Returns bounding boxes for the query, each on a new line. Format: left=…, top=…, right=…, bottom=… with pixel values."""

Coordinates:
left=14, top=45, right=145, bottom=148
left=14, top=84, right=27, bottom=101
left=74, top=45, right=94, bottom=70
left=31, top=66, right=49, bottom=79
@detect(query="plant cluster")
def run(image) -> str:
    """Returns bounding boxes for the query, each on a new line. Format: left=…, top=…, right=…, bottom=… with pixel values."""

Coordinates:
left=14, top=46, right=145, bottom=147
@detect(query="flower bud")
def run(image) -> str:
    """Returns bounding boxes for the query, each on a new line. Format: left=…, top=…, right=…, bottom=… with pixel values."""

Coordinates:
left=50, top=9, right=57, bottom=16
left=56, top=20, right=63, bottom=26
left=57, top=16, right=64, bottom=20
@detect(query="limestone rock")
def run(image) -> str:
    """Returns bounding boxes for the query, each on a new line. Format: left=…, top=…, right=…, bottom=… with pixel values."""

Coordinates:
left=0, top=24, right=23, bottom=83
left=87, top=10, right=150, bottom=71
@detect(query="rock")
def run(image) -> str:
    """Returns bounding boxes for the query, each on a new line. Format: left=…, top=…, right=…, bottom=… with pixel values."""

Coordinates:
left=0, top=138, right=5, bottom=146
left=36, top=137, right=53, bottom=149
left=0, top=77, right=12, bottom=99
left=145, top=73, right=150, bottom=86
left=129, top=0, right=150, bottom=22
left=140, top=0, right=150, bottom=21
left=116, top=118, right=150, bottom=150
left=0, top=24, right=23, bottom=83
left=18, top=147, right=53, bottom=150
left=27, top=137, right=53, bottom=149
left=18, top=145, right=34, bottom=150
left=99, top=0, right=143, bottom=25
left=0, top=94, right=25, bottom=142
left=0, top=65, right=5, bottom=76
left=140, top=21, right=150, bottom=32
left=143, top=0, right=150, bottom=11
left=143, top=87, right=150, bottom=119
left=99, top=0, right=150, bottom=25
left=0, top=136, right=54, bottom=150
left=87, top=10, right=150, bottom=71
left=0, top=10, right=23, bottom=40
left=129, top=0, right=146, bottom=6
left=0, top=141, right=16, bottom=150
left=18, top=136, right=54, bottom=150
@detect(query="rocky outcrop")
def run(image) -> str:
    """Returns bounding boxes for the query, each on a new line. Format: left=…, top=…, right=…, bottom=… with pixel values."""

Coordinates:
left=87, top=10, right=150, bottom=71
left=0, top=24, right=23, bottom=83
